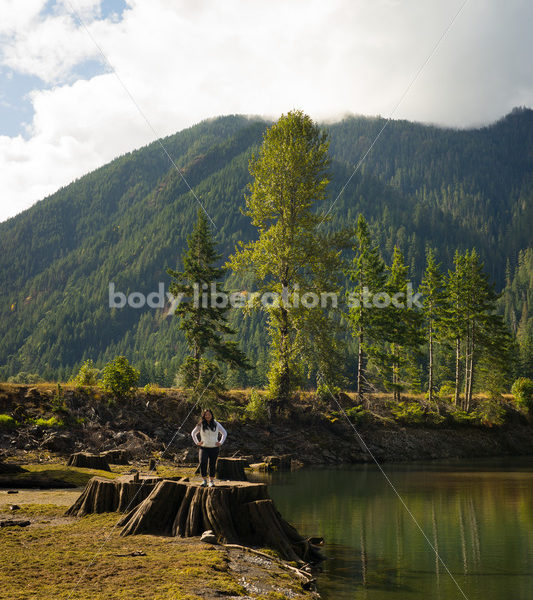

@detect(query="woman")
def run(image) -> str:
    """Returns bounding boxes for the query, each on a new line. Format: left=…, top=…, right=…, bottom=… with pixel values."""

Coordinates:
left=191, top=408, right=227, bottom=487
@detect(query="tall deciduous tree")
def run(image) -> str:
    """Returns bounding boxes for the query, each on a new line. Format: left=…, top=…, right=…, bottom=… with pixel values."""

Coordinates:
left=228, top=110, right=344, bottom=405
left=167, top=210, right=249, bottom=387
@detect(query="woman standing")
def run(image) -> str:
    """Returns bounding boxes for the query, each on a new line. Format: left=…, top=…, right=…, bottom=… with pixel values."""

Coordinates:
left=191, top=409, right=227, bottom=487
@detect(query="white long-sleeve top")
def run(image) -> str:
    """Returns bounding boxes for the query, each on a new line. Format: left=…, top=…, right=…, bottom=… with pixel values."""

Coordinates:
left=191, top=421, right=227, bottom=448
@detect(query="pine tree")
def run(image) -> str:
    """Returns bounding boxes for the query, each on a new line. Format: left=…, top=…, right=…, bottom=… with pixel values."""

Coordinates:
left=442, top=250, right=469, bottom=407
left=167, top=210, right=250, bottom=388
left=382, top=246, right=424, bottom=403
left=346, top=214, right=388, bottom=405
left=419, top=247, right=447, bottom=404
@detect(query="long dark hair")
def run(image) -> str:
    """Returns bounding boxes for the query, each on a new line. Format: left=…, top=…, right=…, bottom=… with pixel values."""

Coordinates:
left=199, top=408, right=216, bottom=431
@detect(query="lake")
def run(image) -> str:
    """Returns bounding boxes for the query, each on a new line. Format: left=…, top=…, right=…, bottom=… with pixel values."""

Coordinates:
left=250, top=457, right=533, bottom=600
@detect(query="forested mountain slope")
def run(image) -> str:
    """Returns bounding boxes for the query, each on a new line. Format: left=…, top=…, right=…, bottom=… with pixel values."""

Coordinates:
left=1, top=109, right=532, bottom=383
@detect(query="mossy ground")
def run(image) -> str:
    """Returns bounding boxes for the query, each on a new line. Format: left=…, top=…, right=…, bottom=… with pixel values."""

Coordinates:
left=0, top=503, right=245, bottom=599
left=0, top=463, right=316, bottom=599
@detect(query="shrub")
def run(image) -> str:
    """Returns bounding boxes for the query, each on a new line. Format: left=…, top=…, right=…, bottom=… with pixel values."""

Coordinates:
left=438, top=382, right=455, bottom=398
left=472, top=398, right=506, bottom=427
left=244, top=388, right=269, bottom=423
left=174, top=357, right=225, bottom=396
left=449, top=408, right=476, bottom=425
left=7, top=371, right=43, bottom=384
left=511, top=377, right=533, bottom=412
left=392, top=401, right=426, bottom=424
left=72, top=359, right=100, bottom=387
left=100, top=356, right=140, bottom=399
left=0, top=414, right=16, bottom=429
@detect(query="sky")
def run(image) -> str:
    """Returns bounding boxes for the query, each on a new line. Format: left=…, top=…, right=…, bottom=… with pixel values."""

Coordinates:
left=1, top=0, right=533, bottom=223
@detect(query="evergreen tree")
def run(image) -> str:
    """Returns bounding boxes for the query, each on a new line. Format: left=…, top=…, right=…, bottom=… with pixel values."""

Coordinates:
left=442, top=250, right=469, bottom=406
left=346, top=214, right=388, bottom=404
left=419, top=247, right=447, bottom=403
left=167, top=210, right=249, bottom=387
left=382, top=246, right=424, bottom=402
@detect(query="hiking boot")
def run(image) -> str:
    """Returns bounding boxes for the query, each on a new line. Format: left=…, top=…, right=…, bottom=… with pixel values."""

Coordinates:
left=208, top=481, right=215, bottom=487
left=201, top=479, right=207, bottom=487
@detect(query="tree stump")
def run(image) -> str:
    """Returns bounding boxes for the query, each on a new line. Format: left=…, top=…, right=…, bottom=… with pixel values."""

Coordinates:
left=0, top=462, right=25, bottom=475
left=101, top=449, right=131, bottom=465
left=67, top=452, right=111, bottom=471
left=64, top=474, right=161, bottom=517
left=215, top=458, right=248, bottom=481
left=119, top=479, right=324, bottom=564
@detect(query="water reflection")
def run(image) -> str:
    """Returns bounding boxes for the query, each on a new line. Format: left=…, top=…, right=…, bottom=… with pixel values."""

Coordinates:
left=250, top=457, right=533, bottom=599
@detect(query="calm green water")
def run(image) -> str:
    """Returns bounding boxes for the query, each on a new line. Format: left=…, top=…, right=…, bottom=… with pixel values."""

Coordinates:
left=250, top=458, right=533, bottom=600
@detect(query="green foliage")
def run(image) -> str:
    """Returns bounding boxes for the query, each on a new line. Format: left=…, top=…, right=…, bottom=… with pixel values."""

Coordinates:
left=167, top=209, right=250, bottom=388
left=32, top=416, right=64, bottom=428
left=244, top=388, right=270, bottom=423
left=448, top=408, right=476, bottom=425
left=228, top=110, right=346, bottom=402
left=175, top=357, right=225, bottom=396
left=472, top=398, right=506, bottom=426
left=0, top=414, right=16, bottom=429
left=72, top=359, right=100, bottom=387
left=7, top=372, right=43, bottom=384
left=100, top=356, right=140, bottom=399
left=511, top=377, right=533, bottom=412
left=0, top=109, right=531, bottom=396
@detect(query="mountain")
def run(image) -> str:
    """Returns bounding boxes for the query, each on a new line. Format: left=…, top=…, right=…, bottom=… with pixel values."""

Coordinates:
left=1, top=108, right=533, bottom=384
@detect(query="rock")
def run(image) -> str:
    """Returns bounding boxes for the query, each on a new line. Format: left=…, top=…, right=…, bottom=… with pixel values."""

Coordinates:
left=7, top=490, right=18, bottom=494
left=200, top=530, right=218, bottom=544
left=9, top=505, right=20, bottom=510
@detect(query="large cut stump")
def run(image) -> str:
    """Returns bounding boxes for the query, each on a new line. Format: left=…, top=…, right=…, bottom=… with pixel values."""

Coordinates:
left=67, top=452, right=111, bottom=471
left=215, top=458, right=248, bottom=481
left=101, top=449, right=131, bottom=465
left=119, top=479, right=324, bottom=564
left=65, top=474, right=161, bottom=517
left=0, top=462, right=25, bottom=474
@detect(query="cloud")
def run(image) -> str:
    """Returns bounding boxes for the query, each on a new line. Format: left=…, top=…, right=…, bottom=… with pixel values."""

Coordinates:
left=1, top=0, right=533, bottom=222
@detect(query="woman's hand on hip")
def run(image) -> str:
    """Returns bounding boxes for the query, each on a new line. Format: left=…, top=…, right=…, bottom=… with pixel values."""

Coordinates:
left=215, top=442, right=221, bottom=447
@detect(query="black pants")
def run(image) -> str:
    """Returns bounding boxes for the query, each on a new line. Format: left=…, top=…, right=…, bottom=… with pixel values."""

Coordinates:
left=199, top=446, right=219, bottom=478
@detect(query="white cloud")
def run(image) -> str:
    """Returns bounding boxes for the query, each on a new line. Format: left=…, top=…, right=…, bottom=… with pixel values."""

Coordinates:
left=1, top=0, right=533, bottom=222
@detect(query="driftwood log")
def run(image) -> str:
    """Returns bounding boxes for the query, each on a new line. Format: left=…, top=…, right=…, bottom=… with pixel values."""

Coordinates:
left=0, top=462, right=25, bottom=474
left=64, top=474, right=161, bottom=517
left=67, top=452, right=111, bottom=471
left=215, top=457, right=248, bottom=481
left=264, top=455, right=292, bottom=470
left=118, top=479, right=324, bottom=564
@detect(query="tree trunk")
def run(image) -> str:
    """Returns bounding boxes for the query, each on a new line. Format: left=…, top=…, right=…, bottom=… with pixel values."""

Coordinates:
left=64, top=474, right=161, bottom=517
left=119, top=479, right=324, bottom=564
left=67, top=452, right=111, bottom=471
left=428, top=323, right=434, bottom=404
left=216, top=458, right=248, bottom=481
left=454, top=337, right=461, bottom=407
left=357, top=333, right=364, bottom=405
